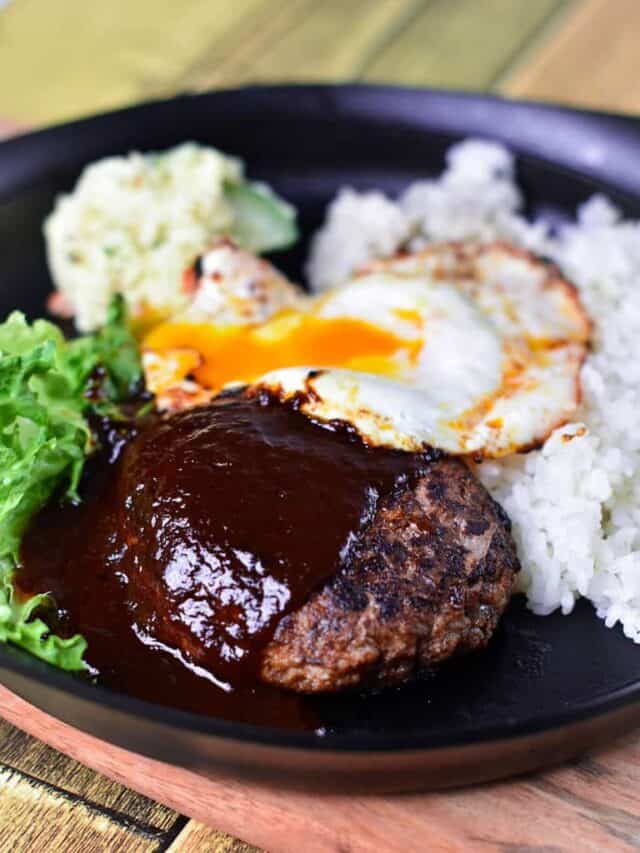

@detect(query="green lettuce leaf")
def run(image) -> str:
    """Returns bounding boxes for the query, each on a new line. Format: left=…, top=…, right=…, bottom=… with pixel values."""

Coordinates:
left=66, top=294, right=143, bottom=407
left=0, top=300, right=141, bottom=671
left=0, top=581, right=87, bottom=671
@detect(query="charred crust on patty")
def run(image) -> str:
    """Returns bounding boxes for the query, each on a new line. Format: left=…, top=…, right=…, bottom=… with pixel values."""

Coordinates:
left=261, top=456, right=519, bottom=693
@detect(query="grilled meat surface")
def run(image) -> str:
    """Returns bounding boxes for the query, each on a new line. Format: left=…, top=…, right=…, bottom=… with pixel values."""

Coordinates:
left=262, top=457, right=519, bottom=692
left=112, top=396, right=518, bottom=695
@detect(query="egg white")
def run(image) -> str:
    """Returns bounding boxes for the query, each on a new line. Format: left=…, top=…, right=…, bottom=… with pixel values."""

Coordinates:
left=252, top=244, right=590, bottom=457
left=182, top=239, right=302, bottom=325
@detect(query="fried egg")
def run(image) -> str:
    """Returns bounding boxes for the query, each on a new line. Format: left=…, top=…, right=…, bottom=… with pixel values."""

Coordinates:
left=181, top=238, right=303, bottom=326
left=143, top=242, right=591, bottom=457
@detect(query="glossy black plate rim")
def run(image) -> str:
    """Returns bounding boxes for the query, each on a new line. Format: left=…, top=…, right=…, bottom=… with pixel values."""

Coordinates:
left=2, top=83, right=640, bottom=203
left=1, top=83, right=640, bottom=756
left=2, top=637, right=640, bottom=752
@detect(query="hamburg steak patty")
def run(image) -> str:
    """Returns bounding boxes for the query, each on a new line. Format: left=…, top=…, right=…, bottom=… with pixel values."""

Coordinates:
left=262, top=457, right=518, bottom=692
left=114, top=394, right=519, bottom=694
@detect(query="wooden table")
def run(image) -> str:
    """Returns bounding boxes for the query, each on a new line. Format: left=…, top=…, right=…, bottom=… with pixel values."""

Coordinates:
left=1, top=1, right=639, bottom=850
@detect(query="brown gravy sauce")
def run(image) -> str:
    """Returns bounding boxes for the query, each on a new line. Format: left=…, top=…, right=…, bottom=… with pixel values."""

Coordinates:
left=17, top=394, right=434, bottom=727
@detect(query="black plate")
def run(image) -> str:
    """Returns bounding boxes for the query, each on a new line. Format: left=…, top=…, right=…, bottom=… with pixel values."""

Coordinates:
left=1, top=85, right=640, bottom=793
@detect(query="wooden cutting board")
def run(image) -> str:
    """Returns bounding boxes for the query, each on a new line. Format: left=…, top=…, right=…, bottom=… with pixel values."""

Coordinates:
left=1, top=684, right=640, bottom=852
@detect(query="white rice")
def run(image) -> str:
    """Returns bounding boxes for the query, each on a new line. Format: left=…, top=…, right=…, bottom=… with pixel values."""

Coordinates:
left=307, top=139, right=640, bottom=641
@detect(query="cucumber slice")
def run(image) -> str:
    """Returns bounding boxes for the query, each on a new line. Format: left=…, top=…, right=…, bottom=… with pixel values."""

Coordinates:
left=225, top=181, right=298, bottom=253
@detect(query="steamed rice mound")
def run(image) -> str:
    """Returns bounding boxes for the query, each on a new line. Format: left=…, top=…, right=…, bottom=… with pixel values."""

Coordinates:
left=308, top=140, right=640, bottom=642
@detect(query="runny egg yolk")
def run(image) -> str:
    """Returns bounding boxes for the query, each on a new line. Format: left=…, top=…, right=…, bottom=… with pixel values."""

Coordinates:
left=143, top=311, right=418, bottom=392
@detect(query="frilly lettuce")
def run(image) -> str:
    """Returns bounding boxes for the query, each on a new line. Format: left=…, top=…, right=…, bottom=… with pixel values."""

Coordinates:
left=0, top=297, right=141, bottom=671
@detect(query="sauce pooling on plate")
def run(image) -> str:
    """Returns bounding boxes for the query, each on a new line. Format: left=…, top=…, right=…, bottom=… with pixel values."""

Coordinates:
left=17, top=394, right=434, bottom=726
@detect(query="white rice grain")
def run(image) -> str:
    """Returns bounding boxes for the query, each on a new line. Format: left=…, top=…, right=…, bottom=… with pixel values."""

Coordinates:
left=307, top=139, right=640, bottom=640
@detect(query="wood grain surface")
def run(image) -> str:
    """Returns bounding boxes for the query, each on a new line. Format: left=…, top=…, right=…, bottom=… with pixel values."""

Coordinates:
left=2, top=686, right=640, bottom=852
left=1, top=0, right=640, bottom=850
left=502, top=0, right=640, bottom=112
left=362, top=0, right=567, bottom=88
